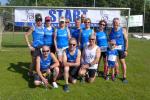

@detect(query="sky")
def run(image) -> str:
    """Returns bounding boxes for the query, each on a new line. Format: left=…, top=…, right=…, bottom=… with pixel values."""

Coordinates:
left=0, top=0, right=8, bottom=5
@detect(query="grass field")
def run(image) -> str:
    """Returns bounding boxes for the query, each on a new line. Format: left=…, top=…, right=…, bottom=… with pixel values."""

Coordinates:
left=0, top=33, right=150, bottom=100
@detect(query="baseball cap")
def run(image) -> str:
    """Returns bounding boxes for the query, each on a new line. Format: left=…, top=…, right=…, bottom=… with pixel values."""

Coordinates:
left=35, top=13, right=42, bottom=21
left=45, top=16, right=51, bottom=21
left=59, top=17, right=65, bottom=22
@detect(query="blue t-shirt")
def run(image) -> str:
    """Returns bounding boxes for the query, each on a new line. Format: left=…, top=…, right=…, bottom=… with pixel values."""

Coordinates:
left=66, top=47, right=78, bottom=62
left=32, top=25, right=44, bottom=48
left=71, top=27, right=81, bottom=43
left=80, top=28, right=93, bottom=49
left=44, top=27, right=54, bottom=46
left=40, top=53, right=52, bottom=71
left=107, top=49, right=118, bottom=68
left=80, top=23, right=85, bottom=29
left=96, top=31, right=108, bottom=52
left=109, top=27, right=125, bottom=51
left=56, top=28, right=69, bottom=48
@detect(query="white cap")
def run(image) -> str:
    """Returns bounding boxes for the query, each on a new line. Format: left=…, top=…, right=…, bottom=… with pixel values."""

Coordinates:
left=59, top=16, right=65, bottom=22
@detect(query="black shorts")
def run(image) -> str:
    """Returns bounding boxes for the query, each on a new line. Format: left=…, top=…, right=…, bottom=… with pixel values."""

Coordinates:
left=88, top=69, right=97, bottom=78
left=101, top=52, right=107, bottom=59
left=31, top=47, right=41, bottom=57
left=49, top=45, right=56, bottom=54
left=69, top=67, right=78, bottom=79
left=117, top=50, right=126, bottom=59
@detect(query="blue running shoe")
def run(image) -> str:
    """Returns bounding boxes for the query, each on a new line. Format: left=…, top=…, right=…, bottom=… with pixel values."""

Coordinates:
left=64, top=84, right=69, bottom=92
left=122, top=78, right=128, bottom=84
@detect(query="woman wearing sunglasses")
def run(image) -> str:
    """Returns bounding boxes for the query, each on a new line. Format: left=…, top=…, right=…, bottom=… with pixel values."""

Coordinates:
left=96, top=20, right=109, bottom=78
left=25, top=13, right=44, bottom=76
left=79, top=18, right=94, bottom=52
left=54, top=16, right=71, bottom=78
left=79, top=35, right=100, bottom=83
left=34, top=45, right=59, bottom=88
left=44, top=16, right=55, bottom=53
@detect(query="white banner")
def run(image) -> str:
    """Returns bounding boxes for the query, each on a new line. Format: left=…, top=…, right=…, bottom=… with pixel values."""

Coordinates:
left=129, top=15, right=143, bottom=27
left=15, top=8, right=121, bottom=27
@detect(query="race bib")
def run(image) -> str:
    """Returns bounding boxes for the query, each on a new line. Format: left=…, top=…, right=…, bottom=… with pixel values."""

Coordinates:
left=115, top=45, right=122, bottom=50
left=108, top=55, right=117, bottom=61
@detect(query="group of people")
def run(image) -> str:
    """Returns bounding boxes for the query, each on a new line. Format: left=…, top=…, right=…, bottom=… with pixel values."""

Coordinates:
left=24, top=13, right=128, bottom=92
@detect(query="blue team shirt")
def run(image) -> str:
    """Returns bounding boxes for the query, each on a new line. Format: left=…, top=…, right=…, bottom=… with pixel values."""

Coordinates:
left=96, top=31, right=108, bottom=47
left=109, top=27, right=125, bottom=51
left=66, top=47, right=78, bottom=62
left=71, top=27, right=80, bottom=43
left=80, top=23, right=85, bottom=29
left=56, top=28, right=69, bottom=48
left=81, top=28, right=93, bottom=49
left=44, top=27, right=54, bottom=46
left=40, top=53, right=52, bottom=71
left=32, top=25, right=44, bottom=48
left=107, top=49, right=118, bottom=68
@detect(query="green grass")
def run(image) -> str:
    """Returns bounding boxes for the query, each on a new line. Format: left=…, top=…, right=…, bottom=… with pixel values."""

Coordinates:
left=0, top=33, right=150, bottom=100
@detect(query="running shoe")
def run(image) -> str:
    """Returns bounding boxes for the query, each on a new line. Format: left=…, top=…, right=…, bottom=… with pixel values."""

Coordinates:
left=111, top=75, right=115, bottom=81
left=105, top=76, right=109, bottom=80
left=64, top=84, right=69, bottom=92
left=80, top=77, right=85, bottom=83
left=52, top=82, right=58, bottom=88
left=122, top=78, right=128, bottom=84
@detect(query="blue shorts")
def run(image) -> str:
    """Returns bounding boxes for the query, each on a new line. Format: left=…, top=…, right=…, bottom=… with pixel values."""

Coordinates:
left=108, top=61, right=116, bottom=68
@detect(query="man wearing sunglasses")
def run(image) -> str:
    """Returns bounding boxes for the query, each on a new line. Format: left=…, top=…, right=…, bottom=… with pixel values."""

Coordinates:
left=34, top=45, right=59, bottom=88
left=79, top=35, right=100, bottom=83
left=25, top=13, right=44, bottom=76
left=109, top=18, right=128, bottom=83
left=80, top=14, right=86, bottom=29
left=70, top=18, right=81, bottom=45
left=63, top=38, right=81, bottom=92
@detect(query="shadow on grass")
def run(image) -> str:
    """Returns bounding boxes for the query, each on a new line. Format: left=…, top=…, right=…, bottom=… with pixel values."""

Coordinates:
left=2, top=44, right=27, bottom=48
left=7, top=62, right=36, bottom=88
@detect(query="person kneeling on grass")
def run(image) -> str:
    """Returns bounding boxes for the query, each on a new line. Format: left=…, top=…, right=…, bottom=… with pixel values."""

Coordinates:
left=78, top=34, right=101, bottom=83
left=63, top=38, right=81, bottom=92
left=34, top=45, right=59, bottom=88
left=105, top=40, right=118, bottom=81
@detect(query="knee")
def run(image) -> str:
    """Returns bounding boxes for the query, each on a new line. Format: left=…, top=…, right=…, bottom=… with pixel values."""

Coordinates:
left=88, top=78, right=95, bottom=83
left=54, top=67, right=59, bottom=74
left=72, top=79, right=77, bottom=84
left=64, top=66, right=69, bottom=73
left=34, top=80, right=41, bottom=86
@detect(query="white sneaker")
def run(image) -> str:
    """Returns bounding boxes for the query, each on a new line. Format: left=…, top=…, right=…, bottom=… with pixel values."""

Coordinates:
left=52, top=82, right=58, bottom=88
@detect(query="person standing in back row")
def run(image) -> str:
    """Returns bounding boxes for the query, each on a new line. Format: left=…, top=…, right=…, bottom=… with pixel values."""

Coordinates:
left=109, top=18, right=128, bottom=83
left=44, top=16, right=55, bottom=53
left=96, top=20, right=108, bottom=78
left=79, top=18, right=94, bottom=52
left=25, top=13, right=44, bottom=76
left=54, top=16, right=71, bottom=78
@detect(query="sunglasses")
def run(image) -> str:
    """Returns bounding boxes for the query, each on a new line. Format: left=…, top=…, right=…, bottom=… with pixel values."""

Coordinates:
left=42, top=50, right=49, bottom=53
left=69, top=43, right=76, bottom=46
left=65, top=22, right=69, bottom=23
left=45, top=20, right=50, bottom=22
left=100, top=24, right=105, bottom=26
left=89, top=39, right=95, bottom=41
left=84, top=22, right=90, bottom=24
left=36, top=18, right=42, bottom=22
